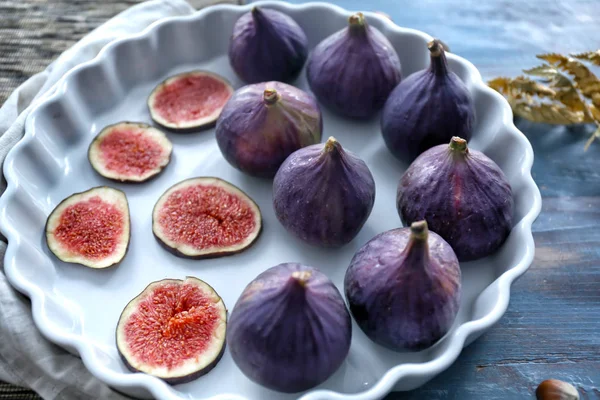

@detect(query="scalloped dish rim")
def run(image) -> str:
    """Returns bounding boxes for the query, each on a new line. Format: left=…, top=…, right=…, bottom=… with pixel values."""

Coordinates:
left=0, top=2, right=542, bottom=400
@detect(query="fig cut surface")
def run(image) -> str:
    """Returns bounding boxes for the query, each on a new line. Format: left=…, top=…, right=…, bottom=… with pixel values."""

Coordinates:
left=88, top=122, right=172, bottom=182
left=152, top=177, right=262, bottom=259
left=116, top=277, right=227, bottom=384
left=45, top=186, right=130, bottom=269
left=148, top=71, right=233, bottom=131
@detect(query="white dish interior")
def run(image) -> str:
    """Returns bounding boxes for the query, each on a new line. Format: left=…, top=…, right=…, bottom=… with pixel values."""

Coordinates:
left=0, top=2, right=542, bottom=400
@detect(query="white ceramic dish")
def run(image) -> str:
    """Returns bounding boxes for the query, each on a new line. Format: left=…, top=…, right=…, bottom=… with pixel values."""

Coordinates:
left=0, top=2, right=542, bottom=399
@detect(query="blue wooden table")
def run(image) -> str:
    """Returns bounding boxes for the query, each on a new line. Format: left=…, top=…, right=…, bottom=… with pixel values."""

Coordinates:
left=0, top=0, right=598, bottom=399
left=274, top=0, right=600, bottom=398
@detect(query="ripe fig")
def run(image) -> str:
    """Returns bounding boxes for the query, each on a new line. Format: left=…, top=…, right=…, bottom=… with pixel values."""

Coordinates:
left=227, top=263, right=351, bottom=393
left=152, top=177, right=262, bottom=259
left=381, top=39, right=475, bottom=163
left=273, top=136, right=375, bottom=247
left=116, top=277, right=227, bottom=384
left=216, top=81, right=322, bottom=178
left=344, top=221, right=461, bottom=351
left=148, top=71, right=233, bottom=132
left=397, top=137, right=514, bottom=261
left=306, top=12, right=402, bottom=119
left=229, top=7, right=308, bottom=84
left=45, top=187, right=130, bottom=269
left=88, top=122, right=172, bottom=182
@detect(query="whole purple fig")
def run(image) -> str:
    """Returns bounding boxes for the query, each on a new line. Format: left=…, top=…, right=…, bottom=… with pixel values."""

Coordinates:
left=306, top=12, right=402, bottom=119
left=227, top=263, right=352, bottom=393
left=273, top=136, right=375, bottom=247
left=381, top=40, right=475, bottom=163
left=397, top=137, right=514, bottom=261
left=229, top=7, right=308, bottom=84
left=216, top=81, right=322, bottom=178
left=344, top=221, right=461, bottom=351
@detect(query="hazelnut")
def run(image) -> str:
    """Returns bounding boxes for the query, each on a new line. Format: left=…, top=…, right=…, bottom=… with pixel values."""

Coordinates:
left=536, top=379, right=579, bottom=400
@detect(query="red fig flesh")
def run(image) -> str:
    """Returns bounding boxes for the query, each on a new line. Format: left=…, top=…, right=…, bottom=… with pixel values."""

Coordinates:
left=152, top=177, right=262, bottom=259
left=148, top=71, right=233, bottom=131
left=116, top=277, right=227, bottom=384
left=88, top=122, right=172, bottom=182
left=45, top=187, right=130, bottom=269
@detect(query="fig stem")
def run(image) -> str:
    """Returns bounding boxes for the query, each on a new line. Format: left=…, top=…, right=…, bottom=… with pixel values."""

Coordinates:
left=323, top=136, right=340, bottom=153
left=263, top=88, right=280, bottom=105
left=410, top=221, right=429, bottom=241
left=348, top=12, right=367, bottom=35
left=449, top=136, right=469, bottom=154
left=428, top=39, right=449, bottom=76
left=291, top=270, right=312, bottom=286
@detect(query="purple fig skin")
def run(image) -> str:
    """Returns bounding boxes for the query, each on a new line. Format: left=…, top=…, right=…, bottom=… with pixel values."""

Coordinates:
left=344, top=221, right=461, bottom=351
left=306, top=12, right=402, bottom=119
left=227, top=263, right=352, bottom=393
left=382, top=40, right=475, bottom=163
left=273, top=137, right=376, bottom=247
left=397, top=137, right=514, bottom=261
left=216, top=81, right=322, bottom=178
left=229, top=7, right=308, bottom=84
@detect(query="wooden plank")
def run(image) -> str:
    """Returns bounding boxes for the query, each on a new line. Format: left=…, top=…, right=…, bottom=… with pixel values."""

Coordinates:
left=0, top=0, right=242, bottom=104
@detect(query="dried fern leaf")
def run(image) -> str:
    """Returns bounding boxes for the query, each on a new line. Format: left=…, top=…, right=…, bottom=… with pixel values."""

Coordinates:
left=584, top=125, right=600, bottom=151
left=571, top=50, right=600, bottom=66
left=511, top=100, right=587, bottom=125
left=537, top=53, right=600, bottom=98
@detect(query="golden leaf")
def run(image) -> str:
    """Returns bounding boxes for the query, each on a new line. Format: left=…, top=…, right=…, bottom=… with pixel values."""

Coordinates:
left=537, top=53, right=569, bottom=66
left=584, top=126, right=600, bottom=151
left=537, top=53, right=600, bottom=98
left=592, top=93, right=600, bottom=109
left=571, top=50, right=600, bottom=66
left=487, top=77, right=512, bottom=94
left=511, top=101, right=587, bottom=125
left=523, top=64, right=559, bottom=79
left=489, top=76, right=556, bottom=98
left=524, top=63, right=587, bottom=111
left=511, top=76, right=556, bottom=97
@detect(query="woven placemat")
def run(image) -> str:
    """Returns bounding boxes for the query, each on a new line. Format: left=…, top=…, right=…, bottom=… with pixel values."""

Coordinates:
left=0, top=2, right=244, bottom=398
left=0, top=381, right=41, bottom=399
left=0, top=0, right=237, bottom=106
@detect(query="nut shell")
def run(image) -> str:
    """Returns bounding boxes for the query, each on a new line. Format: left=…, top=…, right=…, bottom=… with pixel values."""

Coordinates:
left=536, top=379, right=580, bottom=400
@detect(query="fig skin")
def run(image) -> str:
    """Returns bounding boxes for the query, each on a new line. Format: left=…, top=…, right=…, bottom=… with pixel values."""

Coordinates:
left=344, top=221, right=461, bottom=351
left=216, top=81, right=322, bottom=178
left=382, top=40, right=475, bottom=163
left=397, top=137, right=514, bottom=261
left=229, top=7, right=308, bottom=84
left=273, top=137, right=375, bottom=247
left=306, top=12, right=402, bottom=119
left=227, top=263, right=352, bottom=393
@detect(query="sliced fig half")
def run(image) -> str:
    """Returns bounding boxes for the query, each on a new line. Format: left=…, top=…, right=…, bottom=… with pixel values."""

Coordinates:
left=88, top=122, right=173, bottom=182
left=45, top=187, right=130, bottom=269
left=148, top=71, right=234, bottom=132
left=152, top=177, right=262, bottom=259
left=116, top=277, right=227, bottom=384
